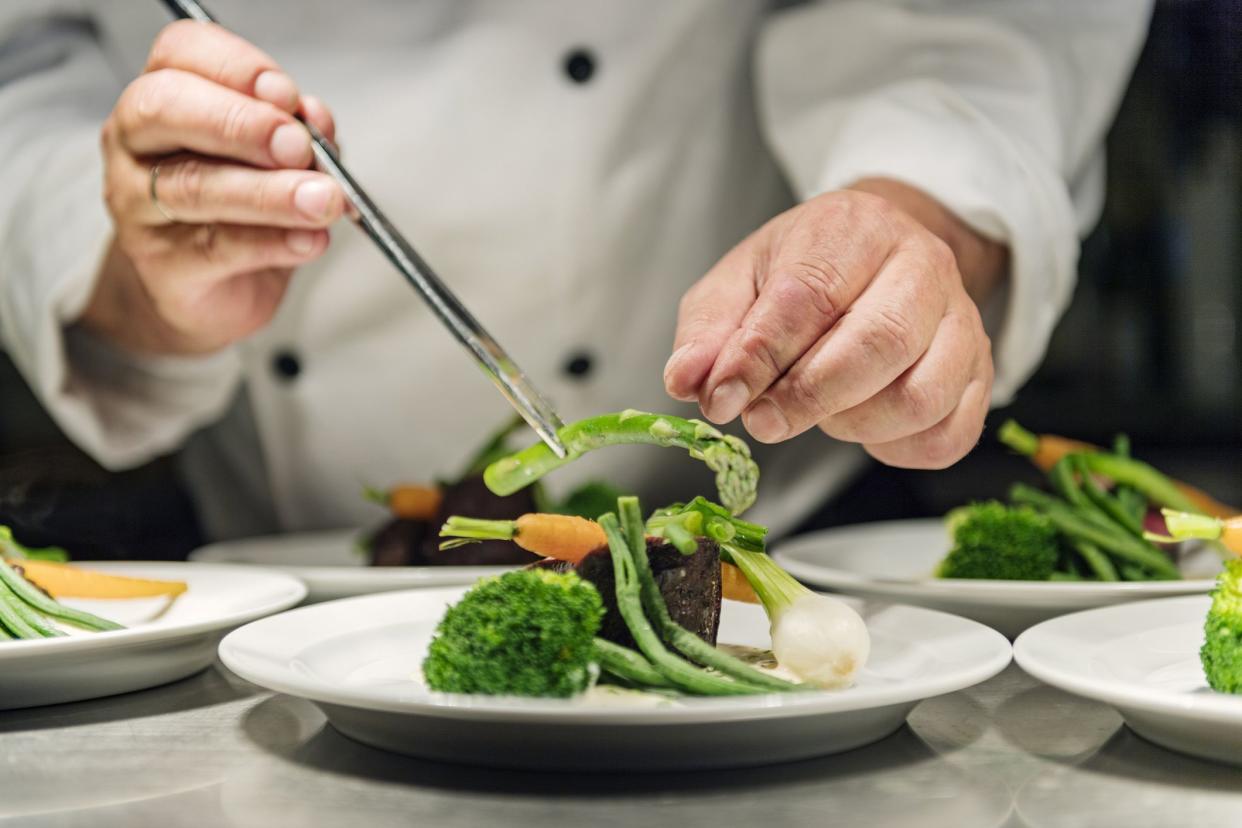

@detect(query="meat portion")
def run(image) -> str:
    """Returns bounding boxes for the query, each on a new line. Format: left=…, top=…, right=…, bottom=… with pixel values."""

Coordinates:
left=535, top=537, right=722, bottom=648
left=366, top=475, right=536, bottom=567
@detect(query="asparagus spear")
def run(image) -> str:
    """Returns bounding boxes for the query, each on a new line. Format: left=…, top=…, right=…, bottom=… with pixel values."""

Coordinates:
left=485, top=411, right=760, bottom=515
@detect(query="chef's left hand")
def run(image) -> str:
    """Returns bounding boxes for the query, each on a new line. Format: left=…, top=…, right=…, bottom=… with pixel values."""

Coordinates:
left=664, top=179, right=1005, bottom=469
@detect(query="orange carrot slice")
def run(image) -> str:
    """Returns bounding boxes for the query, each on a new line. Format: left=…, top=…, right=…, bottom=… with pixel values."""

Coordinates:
left=12, top=560, right=187, bottom=600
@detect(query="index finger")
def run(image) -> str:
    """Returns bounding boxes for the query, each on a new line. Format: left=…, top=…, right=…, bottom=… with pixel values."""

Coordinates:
left=664, top=237, right=759, bottom=402
left=147, top=20, right=299, bottom=112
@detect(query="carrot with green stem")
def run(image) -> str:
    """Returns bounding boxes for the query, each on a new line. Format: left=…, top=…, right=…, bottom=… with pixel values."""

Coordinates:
left=999, top=420, right=1236, bottom=517
left=439, top=510, right=761, bottom=603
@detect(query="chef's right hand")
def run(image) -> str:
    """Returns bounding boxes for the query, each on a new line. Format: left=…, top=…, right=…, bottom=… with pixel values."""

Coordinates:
left=80, top=21, right=344, bottom=355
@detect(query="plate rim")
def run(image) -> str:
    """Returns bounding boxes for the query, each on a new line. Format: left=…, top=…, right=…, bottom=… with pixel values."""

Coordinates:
left=190, top=529, right=524, bottom=585
left=1013, top=593, right=1242, bottom=722
left=218, top=586, right=1012, bottom=725
left=773, top=518, right=1218, bottom=600
left=0, top=561, right=307, bottom=661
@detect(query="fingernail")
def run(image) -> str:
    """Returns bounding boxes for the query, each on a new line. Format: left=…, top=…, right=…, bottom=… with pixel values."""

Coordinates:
left=286, top=229, right=318, bottom=255
left=706, top=379, right=749, bottom=424
left=253, top=71, right=298, bottom=110
left=744, top=399, right=789, bottom=443
left=294, top=180, right=335, bottom=220
left=663, top=344, right=695, bottom=395
left=270, top=123, right=310, bottom=167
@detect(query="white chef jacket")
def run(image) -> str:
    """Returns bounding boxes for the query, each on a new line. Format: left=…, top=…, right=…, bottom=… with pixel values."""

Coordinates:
left=0, top=0, right=1150, bottom=541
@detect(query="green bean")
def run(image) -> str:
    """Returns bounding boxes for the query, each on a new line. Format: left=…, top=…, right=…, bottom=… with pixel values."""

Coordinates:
left=592, top=638, right=672, bottom=688
left=1073, top=540, right=1119, bottom=581
left=1075, top=452, right=1199, bottom=514
left=600, top=512, right=760, bottom=696
left=0, top=559, right=122, bottom=632
left=1073, top=456, right=1144, bottom=536
left=0, top=580, right=42, bottom=639
left=1010, top=485, right=1181, bottom=579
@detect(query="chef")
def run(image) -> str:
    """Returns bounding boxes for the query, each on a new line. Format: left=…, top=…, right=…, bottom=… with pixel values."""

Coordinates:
left=0, top=1, right=1149, bottom=540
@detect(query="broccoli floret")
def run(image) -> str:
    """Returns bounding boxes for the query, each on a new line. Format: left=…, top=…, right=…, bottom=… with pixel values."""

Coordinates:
left=422, top=568, right=605, bottom=697
left=936, top=501, right=1059, bottom=580
left=1201, top=559, right=1242, bottom=694
left=555, top=481, right=626, bottom=520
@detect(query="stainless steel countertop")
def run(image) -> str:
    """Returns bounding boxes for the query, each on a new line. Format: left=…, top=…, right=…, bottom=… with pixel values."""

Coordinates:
left=1, top=662, right=1240, bottom=828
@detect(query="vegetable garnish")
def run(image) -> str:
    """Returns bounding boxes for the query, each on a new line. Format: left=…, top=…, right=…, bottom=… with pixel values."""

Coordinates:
left=483, top=411, right=760, bottom=515
left=440, top=513, right=605, bottom=563
left=0, top=558, right=122, bottom=639
left=439, top=508, right=760, bottom=602
left=1147, top=510, right=1242, bottom=555
left=1201, top=560, right=1242, bottom=694
left=725, top=545, right=869, bottom=689
left=999, top=419, right=1237, bottom=518
left=1010, top=485, right=1182, bottom=579
left=12, top=560, right=187, bottom=601
left=936, top=423, right=1236, bottom=582
left=597, top=508, right=768, bottom=696
left=364, top=484, right=443, bottom=521
left=936, top=502, right=1060, bottom=581
left=423, top=568, right=605, bottom=697
left=614, top=497, right=799, bottom=692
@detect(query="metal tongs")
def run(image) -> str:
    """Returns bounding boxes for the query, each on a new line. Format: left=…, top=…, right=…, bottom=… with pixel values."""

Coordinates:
left=157, top=0, right=568, bottom=458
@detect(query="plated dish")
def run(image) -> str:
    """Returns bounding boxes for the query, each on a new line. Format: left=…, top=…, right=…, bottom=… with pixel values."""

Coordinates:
left=1014, top=588, right=1242, bottom=766
left=0, top=561, right=305, bottom=709
left=774, top=519, right=1220, bottom=638
left=775, top=420, right=1237, bottom=637
left=219, top=585, right=1011, bottom=770
left=221, top=410, right=1012, bottom=768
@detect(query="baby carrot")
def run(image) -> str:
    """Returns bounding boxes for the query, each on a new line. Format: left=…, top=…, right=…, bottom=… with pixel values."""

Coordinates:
left=366, top=484, right=443, bottom=521
left=441, top=513, right=606, bottom=563
left=442, top=513, right=766, bottom=597
left=1000, top=420, right=1238, bottom=518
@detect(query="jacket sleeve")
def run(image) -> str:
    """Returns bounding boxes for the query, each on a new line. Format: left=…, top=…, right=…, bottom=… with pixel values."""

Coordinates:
left=756, top=0, right=1151, bottom=403
left=0, top=4, right=241, bottom=469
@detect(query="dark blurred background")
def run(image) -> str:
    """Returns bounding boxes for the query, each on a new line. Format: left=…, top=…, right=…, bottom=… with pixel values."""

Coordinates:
left=1, top=1, right=1239, bottom=558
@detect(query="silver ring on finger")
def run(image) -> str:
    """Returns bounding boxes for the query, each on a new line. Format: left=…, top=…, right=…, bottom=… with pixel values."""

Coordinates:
left=149, top=160, right=178, bottom=223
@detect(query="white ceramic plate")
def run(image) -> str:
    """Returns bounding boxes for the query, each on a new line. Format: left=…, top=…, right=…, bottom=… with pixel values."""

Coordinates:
left=773, top=519, right=1221, bottom=638
left=190, top=530, right=519, bottom=602
left=1014, top=594, right=1242, bottom=766
left=219, top=586, right=1011, bottom=771
left=0, top=562, right=305, bottom=710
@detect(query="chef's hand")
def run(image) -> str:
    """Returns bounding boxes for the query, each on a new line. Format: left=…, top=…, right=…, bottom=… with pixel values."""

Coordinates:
left=80, top=21, right=344, bottom=355
left=664, top=179, right=1007, bottom=469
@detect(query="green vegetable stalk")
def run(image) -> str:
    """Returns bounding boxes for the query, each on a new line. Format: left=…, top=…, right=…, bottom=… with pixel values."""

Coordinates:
left=598, top=509, right=763, bottom=695
left=617, top=498, right=799, bottom=692
left=1009, top=485, right=1181, bottom=579
left=0, top=559, right=123, bottom=633
left=484, top=411, right=760, bottom=515
left=646, top=497, right=767, bottom=555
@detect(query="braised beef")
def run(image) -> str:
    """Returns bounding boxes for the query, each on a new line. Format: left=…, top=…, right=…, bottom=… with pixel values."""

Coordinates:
left=534, top=537, right=722, bottom=647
